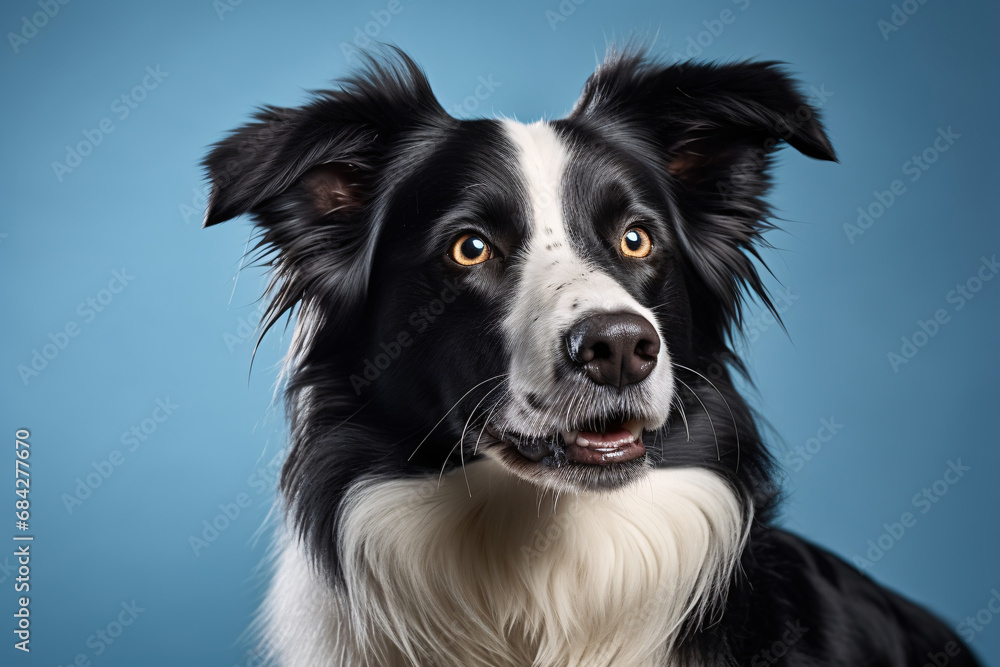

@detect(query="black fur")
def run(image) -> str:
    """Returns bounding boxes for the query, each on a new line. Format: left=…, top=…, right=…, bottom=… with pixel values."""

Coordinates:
left=203, top=47, right=980, bottom=666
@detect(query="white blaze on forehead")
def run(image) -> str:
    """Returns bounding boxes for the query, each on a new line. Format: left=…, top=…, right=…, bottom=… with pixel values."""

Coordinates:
left=502, top=120, right=567, bottom=248
left=500, top=120, right=672, bottom=424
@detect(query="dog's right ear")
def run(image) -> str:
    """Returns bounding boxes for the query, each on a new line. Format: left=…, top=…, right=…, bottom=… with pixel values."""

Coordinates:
left=202, top=50, right=446, bottom=229
left=201, top=49, right=450, bottom=312
left=201, top=106, right=379, bottom=229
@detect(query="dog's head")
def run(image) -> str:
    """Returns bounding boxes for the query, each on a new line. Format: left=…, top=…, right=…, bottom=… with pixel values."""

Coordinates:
left=204, top=48, right=834, bottom=498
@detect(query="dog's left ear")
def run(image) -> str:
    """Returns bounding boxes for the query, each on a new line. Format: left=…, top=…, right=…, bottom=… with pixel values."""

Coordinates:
left=571, top=53, right=836, bottom=174
left=570, top=52, right=836, bottom=328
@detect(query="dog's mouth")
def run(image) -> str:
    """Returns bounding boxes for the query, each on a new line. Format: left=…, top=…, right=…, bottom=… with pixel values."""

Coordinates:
left=504, top=417, right=646, bottom=467
left=484, top=413, right=652, bottom=490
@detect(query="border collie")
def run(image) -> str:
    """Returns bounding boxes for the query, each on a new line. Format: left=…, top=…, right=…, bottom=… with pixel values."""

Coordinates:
left=203, top=47, right=980, bottom=666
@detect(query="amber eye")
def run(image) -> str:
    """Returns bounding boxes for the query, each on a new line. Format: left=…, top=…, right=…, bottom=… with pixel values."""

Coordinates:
left=450, top=233, right=493, bottom=266
left=621, top=227, right=653, bottom=258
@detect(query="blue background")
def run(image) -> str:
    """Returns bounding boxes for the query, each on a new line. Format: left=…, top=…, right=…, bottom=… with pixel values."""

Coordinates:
left=1, top=0, right=997, bottom=664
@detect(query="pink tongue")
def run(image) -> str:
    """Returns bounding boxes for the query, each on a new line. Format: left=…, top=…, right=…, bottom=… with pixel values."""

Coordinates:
left=579, top=425, right=631, bottom=446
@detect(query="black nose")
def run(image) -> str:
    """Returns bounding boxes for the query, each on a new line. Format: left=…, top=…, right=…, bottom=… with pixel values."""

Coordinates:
left=565, top=312, right=660, bottom=389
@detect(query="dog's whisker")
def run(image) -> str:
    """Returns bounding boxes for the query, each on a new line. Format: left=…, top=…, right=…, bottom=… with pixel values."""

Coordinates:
left=474, top=393, right=506, bottom=456
left=452, top=379, right=509, bottom=493
left=675, top=377, right=720, bottom=461
left=673, top=363, right=741, bottom=472
left=672, top=393, right=691, bottom=443
left=439, top=431, right=470, bottom=493
left=408, top=373, right=509, bottom=461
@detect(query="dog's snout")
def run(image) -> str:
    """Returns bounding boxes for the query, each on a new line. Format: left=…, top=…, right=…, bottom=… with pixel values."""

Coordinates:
left=565, top=312, right=660, bottom=389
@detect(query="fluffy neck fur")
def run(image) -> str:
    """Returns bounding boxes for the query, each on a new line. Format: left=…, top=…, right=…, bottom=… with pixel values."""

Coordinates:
left=264, top=459, right=746, bottom=667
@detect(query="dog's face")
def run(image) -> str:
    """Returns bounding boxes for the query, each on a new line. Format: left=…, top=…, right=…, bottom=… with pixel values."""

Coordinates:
left=475, top=120, right=683, bottom=490
left=357, top=118, right=686, bottom=492
left=203, top=50, right=834, bottom=495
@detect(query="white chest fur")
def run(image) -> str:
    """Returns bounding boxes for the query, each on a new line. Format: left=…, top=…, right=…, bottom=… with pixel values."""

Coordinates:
left=263, top=460, right=745, bottom=666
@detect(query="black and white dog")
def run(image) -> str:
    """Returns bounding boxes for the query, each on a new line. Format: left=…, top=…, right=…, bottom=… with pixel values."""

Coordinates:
left=203, top=48, right=980, bottom=666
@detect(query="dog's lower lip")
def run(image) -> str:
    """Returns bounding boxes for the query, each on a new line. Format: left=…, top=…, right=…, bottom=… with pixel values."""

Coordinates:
left=564, top=420, right=645, bottom=466
left=498, top=419, right=646, bottom=467
left=564, top=438, right=645, bottom=465
left=567, top=418, right=643, bottom=449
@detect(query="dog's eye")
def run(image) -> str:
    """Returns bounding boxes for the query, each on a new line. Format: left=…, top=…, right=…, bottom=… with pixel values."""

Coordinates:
left=450, top=233, right=493, bottom=266
left=620, top=228, right=652, bottom=258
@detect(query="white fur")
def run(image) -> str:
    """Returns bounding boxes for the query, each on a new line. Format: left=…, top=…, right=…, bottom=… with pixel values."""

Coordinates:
left=499, top=121, right=675, bottom=434
left=263, top=459, right=745, bottom=666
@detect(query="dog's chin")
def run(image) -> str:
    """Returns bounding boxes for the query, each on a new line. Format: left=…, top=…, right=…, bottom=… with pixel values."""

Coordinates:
left=484, top=417, right=655, bottom=492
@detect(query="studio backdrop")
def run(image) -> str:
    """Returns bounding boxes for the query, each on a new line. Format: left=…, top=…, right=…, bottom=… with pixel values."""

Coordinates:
left=1, top=0, right=997, bottom=665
